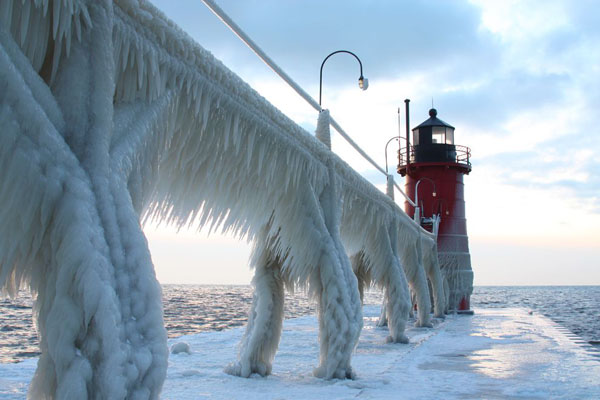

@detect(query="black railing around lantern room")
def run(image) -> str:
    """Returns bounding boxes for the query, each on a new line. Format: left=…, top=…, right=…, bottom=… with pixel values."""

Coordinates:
left=397, top=144, right=471, bottom=173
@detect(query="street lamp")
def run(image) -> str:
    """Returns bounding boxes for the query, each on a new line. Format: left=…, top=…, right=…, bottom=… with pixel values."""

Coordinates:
left=319, top=50, right=368, bottom=107
left=384, top=135, right=406, bottom=175
left=414, top=177, right=437, bottom=224
left=383, top=135, right=405, bottom=200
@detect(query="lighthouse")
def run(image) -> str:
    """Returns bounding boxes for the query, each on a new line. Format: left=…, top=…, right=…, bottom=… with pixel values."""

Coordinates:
left=397, top=102, right=474, bottom=312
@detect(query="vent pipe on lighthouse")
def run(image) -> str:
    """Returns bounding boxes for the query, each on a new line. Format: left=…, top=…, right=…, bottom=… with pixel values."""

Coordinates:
left=404, top=99, right=410, bottom=167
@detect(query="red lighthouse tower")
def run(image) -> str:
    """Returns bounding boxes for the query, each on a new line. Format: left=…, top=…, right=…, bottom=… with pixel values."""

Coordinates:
left=398, top=103, right=473, bottom=312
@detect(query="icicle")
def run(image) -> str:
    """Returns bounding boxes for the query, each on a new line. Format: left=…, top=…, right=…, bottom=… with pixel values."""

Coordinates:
left=200, top=91, right=211, bottom=132
left=80, top=3, right=91, bottom=29
left=67, top=0, right=74, bottom=21
left=52, top=0, right=60, bottom=39
left=245, top=129, right=255, bottom=170
left=50, top=37, right=62, bottom=82
left=231, top=113, right=240, bottom=143
left=222, top=114, right=232, bottom=150
left=26, top=9, right=40, bottom=69
left=266, top=147, right=277, bottom=186
left=58, top=2, right=70, bottom=46
left=122, top=36, right=131, bottom=71
left=0, top=1, right=13, bottom=33
left=73, top=13, right=81, bottom=41
left=19, top=0, right=31, bottom=47
left=184, top=74, right=191, bottom=97
left=154, top=57, right=162, bottom=98
left=113, top=32, right=123, bottom=71
left=256, top=143, right=265, bottom=175
left=158, top=26, right=165, bottom=43
left=146, top=48, right=155, bottom=98
left=192, top=89, right=201, bottom=119
left=137, top=46, right=144, bottom=90
left=42, top=0, right=49, bottom=17
left=160, top=63, right=168, bottom=94
left=65, top=19, right=72, bottom=58
left=232, top=115, right=242, bottom=149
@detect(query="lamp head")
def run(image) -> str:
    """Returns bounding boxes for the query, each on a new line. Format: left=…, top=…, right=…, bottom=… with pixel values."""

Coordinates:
left=358, top=76, right=369, bottom=90
left=432, top=192, right=437, bottom=197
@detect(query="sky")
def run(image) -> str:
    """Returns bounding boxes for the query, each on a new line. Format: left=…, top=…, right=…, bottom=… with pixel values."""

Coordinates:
left=145, top=0, right=600, bottom=286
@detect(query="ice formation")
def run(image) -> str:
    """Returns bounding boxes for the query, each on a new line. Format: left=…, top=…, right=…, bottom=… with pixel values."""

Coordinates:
left=225, top=226, right=286, bottom=378
left=439, top=251, right=474, bottom=312
left=0, top=0, right=444, bottom=397
left=170, top=342, right=191, bottom=355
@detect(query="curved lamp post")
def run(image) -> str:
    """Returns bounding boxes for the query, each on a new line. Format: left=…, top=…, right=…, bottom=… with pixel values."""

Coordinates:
left=383, top=135, right=405, bottom=200
left=319, top=50, right=368, bottom=107
left=384, top=135, right=406, bottom=175
left=414, top=177, right=437, bottom=224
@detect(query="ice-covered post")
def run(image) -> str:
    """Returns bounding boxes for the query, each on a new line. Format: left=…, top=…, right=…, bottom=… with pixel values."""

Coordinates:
left=316, top=109, right=332, bottom=149
left=386, top=175, right=395, bottom=199
left=311, top=166, right=363, bottom=379
left=0, top=1, right=171, bottom=397
left=226, top=227, right=284, bottom=378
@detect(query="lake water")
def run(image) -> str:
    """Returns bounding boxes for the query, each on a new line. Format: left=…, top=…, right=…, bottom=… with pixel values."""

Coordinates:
left=1, top=285, right=598, bottom=364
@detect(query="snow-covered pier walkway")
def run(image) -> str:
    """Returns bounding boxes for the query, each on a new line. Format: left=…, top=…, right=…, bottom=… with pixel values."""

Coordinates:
left=2, top=305, right=599, bottom=399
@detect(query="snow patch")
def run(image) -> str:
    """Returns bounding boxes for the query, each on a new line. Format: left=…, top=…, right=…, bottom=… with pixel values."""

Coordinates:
left=170, top=342, right=191, bottom=355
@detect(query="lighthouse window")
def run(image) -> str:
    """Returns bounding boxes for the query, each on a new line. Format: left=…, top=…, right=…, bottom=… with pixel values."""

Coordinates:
left=412, top=129, right=420, bottom=145
left=446, top=128, right=454, bottom=144
left=432, top=126, right=445, bottom=144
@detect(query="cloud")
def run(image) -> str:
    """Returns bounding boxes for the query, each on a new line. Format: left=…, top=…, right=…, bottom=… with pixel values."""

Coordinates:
left=476, top=131, right=600, bottom=212
left=433, top=71, right=571, bottom=129
left=152, top=0, right=499, bottom=85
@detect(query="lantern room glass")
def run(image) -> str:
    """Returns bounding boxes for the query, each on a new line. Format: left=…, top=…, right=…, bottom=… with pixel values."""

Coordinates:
left=432, top=126, right=445, bottom=144
left=445, top=128, right=455, bottom=144
left=412, top=128, right=420, bottom=145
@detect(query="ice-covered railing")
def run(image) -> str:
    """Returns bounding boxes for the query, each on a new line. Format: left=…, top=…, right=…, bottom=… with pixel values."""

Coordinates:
left=198, top=0, right=445, bottom=331
left=0, top=0, right=445, bottom=398
left=199, top=0, right=444, bottom=326
left=200, top=0, right=418, bottom=209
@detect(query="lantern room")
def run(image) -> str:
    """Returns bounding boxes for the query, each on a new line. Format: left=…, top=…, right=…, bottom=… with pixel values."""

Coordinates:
left=412, top=108, right=458, bottom=164
left=398, top=108, right=471, bottom=176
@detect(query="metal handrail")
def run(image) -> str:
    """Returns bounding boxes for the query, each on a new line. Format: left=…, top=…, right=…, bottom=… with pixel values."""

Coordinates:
left=397, top=145, right=414, bottom=166
left=397, top=144, right=471, bottom=169
left=454, top=145, right=471, bottom=166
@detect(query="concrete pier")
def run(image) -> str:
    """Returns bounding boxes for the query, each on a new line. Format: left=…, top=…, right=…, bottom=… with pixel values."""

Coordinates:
left=1, top=306, right=599, bottom=399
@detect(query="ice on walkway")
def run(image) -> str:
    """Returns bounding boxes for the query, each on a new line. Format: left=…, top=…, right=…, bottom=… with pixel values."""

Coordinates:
left=2, top=306, right=599, bottom=399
